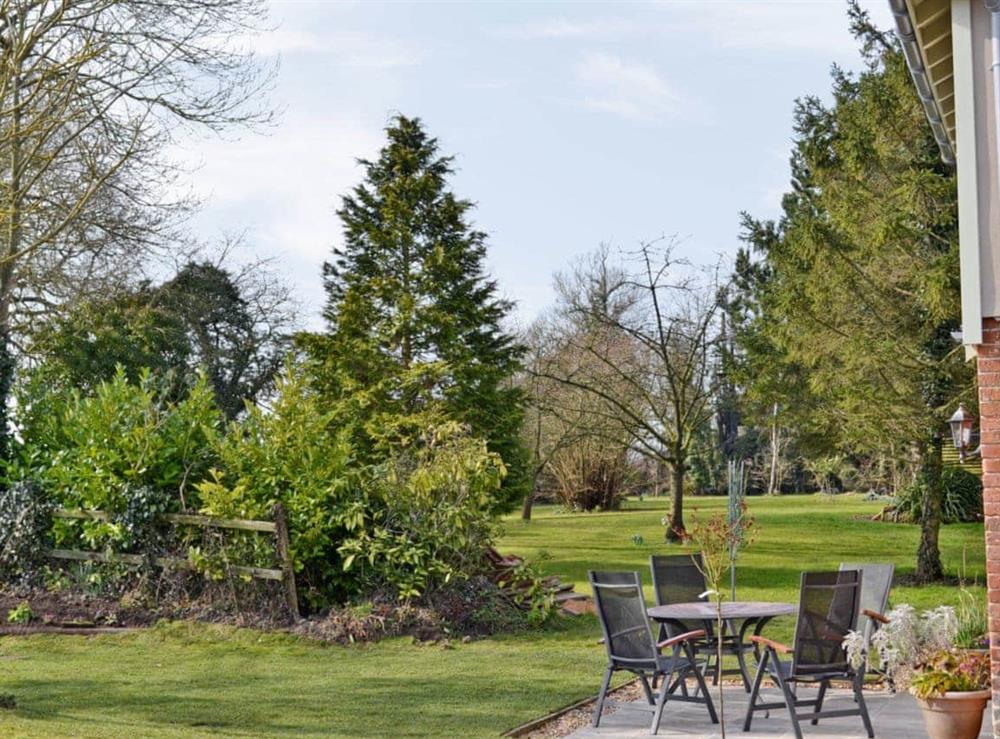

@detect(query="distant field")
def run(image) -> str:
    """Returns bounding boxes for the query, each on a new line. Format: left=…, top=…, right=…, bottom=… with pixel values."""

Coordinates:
left=0, top=494, right=984, bottom=737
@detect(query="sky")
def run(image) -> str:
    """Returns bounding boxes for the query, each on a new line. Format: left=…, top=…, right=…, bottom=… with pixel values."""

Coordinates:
left=177, top=0, right=895, bottom=331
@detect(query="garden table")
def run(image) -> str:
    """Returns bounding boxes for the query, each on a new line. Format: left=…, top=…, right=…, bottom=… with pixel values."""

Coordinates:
left=646, top=601, right=796, bottom=691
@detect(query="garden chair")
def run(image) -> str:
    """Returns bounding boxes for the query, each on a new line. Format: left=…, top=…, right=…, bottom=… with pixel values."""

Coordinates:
left=650, top=554, right=753, bottom=689
left=743, top=569, right=874, bottom=739
left=839, top=563, right=893, bottom=643
left=590, top=570, right=718, bottom=735
left=840, top=562, right=894, bottom=686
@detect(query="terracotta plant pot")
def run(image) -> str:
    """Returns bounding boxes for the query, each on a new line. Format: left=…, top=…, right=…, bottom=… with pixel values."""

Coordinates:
left=916, top=690, right=991, bottom=739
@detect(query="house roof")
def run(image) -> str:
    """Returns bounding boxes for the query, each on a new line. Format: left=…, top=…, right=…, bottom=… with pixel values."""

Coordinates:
left=889, top=0, right=956, bottom=164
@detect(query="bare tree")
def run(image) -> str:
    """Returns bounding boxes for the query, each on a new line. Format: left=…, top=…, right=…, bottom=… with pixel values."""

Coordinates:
left=537, top=240, right=725, bottom=540
left=0, top=0, right=272, bottom=454
left=520, top=314, right=634, bottom=519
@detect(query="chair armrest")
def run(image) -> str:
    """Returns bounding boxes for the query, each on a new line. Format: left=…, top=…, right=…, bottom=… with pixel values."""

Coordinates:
left=862, top=609, right=889, bottom=625
left=657, top=629, right=707, bottom=650
left=750, top=635, right=792, bottom=654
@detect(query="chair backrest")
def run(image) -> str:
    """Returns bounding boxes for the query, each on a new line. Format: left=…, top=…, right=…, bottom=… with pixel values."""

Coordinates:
left=590, top=570, right=657, bottom=665
left=649, top=554, right=706, bottom=607
left=839, top=562, right=893, bottom=636
left=792, top=570, right=861, bottom=676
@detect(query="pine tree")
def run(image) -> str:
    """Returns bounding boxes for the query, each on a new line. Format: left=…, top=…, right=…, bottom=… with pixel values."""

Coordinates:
left=735, top=4, right=973, bottom=580
left=306, top=115, right=528, bottom=510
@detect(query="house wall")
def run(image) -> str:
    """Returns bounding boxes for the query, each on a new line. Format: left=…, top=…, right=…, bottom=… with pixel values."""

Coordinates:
left=972, top=2, right=1000, bottom=318
left=979, top=317, right=1000, bottom=736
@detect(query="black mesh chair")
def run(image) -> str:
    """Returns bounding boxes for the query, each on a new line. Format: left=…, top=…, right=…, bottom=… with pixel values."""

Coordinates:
left=650, top=554, right=754, bottom=689
left=590, top=570, right=718, bottom=734
left=743, top=570, right=873, bottom=739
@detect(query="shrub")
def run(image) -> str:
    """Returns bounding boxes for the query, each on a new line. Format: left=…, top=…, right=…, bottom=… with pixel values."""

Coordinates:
left=891, top=466, right=982, bottom=524
left=197, top=361, right=358, bottom=607
left=547, top=439, right=629, bottom=511
left=17, top=368, right=221, bottom=549
left=338, top=423, right=505, bottom=600
left=6, top=601, right=33, bottom=625
left=0, top=480, right=52, bottom=582
left=941, top=466, right=983, bottom=523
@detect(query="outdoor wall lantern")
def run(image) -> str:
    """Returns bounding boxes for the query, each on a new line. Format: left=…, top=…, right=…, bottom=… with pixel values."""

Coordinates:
left=948, top=403, right=977, bottom=462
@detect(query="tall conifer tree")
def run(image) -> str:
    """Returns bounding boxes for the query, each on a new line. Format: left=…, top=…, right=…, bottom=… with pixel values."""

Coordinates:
left=307, top=115, right=527, bottom=509
left=736, top=5, right=972, bottom=580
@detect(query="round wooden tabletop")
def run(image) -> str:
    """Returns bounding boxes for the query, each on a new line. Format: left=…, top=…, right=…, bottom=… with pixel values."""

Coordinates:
left=647, top=601, right=796, bottom=621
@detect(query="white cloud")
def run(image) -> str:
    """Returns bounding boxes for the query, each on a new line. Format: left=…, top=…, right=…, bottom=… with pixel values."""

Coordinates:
left=503, top=17, right=642, bottom=40
left=666, top=1, right=895, bottom=59
left=248, top=28, right=425, bottom=68
left=174, top=115, right=384, bottom=328
left=575, top=52, right=691, bottom=123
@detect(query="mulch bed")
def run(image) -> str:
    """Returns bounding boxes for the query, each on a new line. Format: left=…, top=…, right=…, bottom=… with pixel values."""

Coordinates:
left=0, top=587, right=157, bottom=632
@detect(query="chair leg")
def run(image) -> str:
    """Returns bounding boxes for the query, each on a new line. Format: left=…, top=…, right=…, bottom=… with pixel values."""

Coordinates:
left=743, top=648, right=769, bottom=732
left=639, top=674, right=655, bottom=705
left=592, top=665, right=613, bottom=728
left=771, top=660, right=803, bottom=739
left=651, top=648, right=679, bottom=735
left=735, top=642, right=751, bottom=692
left=810, top=680, right=828, bottom=725
left=854, top=671, right=875, bottom=738
left=685, top=642, right=718, bottom=724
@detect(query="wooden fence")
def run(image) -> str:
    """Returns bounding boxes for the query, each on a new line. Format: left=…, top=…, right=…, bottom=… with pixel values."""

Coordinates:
left=48, top=504, right=300, bottom=620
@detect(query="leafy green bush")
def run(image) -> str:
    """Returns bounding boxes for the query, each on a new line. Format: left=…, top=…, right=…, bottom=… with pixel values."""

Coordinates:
left=17, top=368, right=220, bottom=548
left=941, top=466, right=983, bottom=523
left=893, top=466, right=982, bottom=524
left=196, top=361, right=358, bottom=606
left=338, top=423, right=505, bottom=600
left=0, top=480, right=52, bottom=581
left=6, top=601, right=33, bottom=625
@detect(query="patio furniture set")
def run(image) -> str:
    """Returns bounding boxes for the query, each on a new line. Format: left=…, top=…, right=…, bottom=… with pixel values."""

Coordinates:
left=590, top=557, right=894, bottom=738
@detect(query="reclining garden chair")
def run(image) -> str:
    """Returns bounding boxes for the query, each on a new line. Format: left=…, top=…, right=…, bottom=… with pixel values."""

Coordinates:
left=650, top=554, right=755, bottom=690
left=590, top=570, right=718, bottom=735
left=840, top=562, right=894, bottom=686
left=743, top=569, right=874, bottom=739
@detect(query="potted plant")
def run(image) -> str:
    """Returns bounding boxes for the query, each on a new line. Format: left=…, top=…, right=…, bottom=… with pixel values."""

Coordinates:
left=910, top=649, right=991, bottom=739
left=843, top=603, right=990, bottom=739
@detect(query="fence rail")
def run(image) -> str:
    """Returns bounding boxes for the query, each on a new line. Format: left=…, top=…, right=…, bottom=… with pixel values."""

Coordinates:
left=48, top=504, right=300, bottom=619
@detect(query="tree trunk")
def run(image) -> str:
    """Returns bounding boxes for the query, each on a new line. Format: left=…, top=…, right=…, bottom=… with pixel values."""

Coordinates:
left=0, top=67, right=22, bottom=466
left=521, top=489, right=535, bottom=521
left=665, top=459, right=686, bottom=542
left=768, top=403, right=780, bottom=495
left=916, top=435, right=944, bottom=581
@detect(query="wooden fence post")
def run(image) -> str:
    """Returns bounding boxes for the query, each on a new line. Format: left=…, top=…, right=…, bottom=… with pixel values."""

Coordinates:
left=272, top=503, right=301, bottom=621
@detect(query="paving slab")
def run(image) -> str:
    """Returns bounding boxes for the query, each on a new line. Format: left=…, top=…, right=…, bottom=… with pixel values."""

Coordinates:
left=568, top=685, right=993, bottom=738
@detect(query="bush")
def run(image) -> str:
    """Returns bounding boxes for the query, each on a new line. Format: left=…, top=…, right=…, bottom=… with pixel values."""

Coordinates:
left=196, top=361, right=357, bottom=608
left=941, top=466, right=983, bottom=523
left=16, top=368, right=221, bottom=549
left=890, top=465, right=982, bottom=524
left=0, top=480, right=52, bottom=582
left=338, top=423, right=505, bottom=600
left=547, top=440, right=629, bottom=511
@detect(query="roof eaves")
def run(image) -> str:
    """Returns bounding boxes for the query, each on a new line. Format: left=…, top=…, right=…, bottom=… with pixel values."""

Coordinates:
left=888, top=0, right=956, bottom=166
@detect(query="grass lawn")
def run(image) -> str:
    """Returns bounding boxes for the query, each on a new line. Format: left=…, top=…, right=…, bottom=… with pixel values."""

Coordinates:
left=0, top=494, right=986, bottom=738
left=502, top=494, right=987, bottom=642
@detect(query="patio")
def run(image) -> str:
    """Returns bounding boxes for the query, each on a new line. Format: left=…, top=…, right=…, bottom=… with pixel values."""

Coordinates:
left=570, top=684, right=991, bottom=738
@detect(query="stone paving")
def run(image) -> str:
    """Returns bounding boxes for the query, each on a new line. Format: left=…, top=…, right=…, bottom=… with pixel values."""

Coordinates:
left=568, top=685, right=993, bottom=738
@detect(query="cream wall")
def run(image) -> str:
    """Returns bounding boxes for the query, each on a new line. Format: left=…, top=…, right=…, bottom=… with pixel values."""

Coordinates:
left=973, top=1, right=1000, bottom=318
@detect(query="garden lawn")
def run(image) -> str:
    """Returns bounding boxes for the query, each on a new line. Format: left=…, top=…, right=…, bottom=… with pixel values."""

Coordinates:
left=0, top=494, right=985, bottom=738
left=502, top=494, right=987, bottom=644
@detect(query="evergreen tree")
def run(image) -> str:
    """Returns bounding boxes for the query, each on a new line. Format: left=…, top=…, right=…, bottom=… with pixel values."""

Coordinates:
left=735, top=4, right=973, bottom=579
left=305, top=115, right=527, bottom=510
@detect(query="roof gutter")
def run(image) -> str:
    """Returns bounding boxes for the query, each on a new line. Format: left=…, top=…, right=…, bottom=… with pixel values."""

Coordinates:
left=888, top=0, right=957, bottom=166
